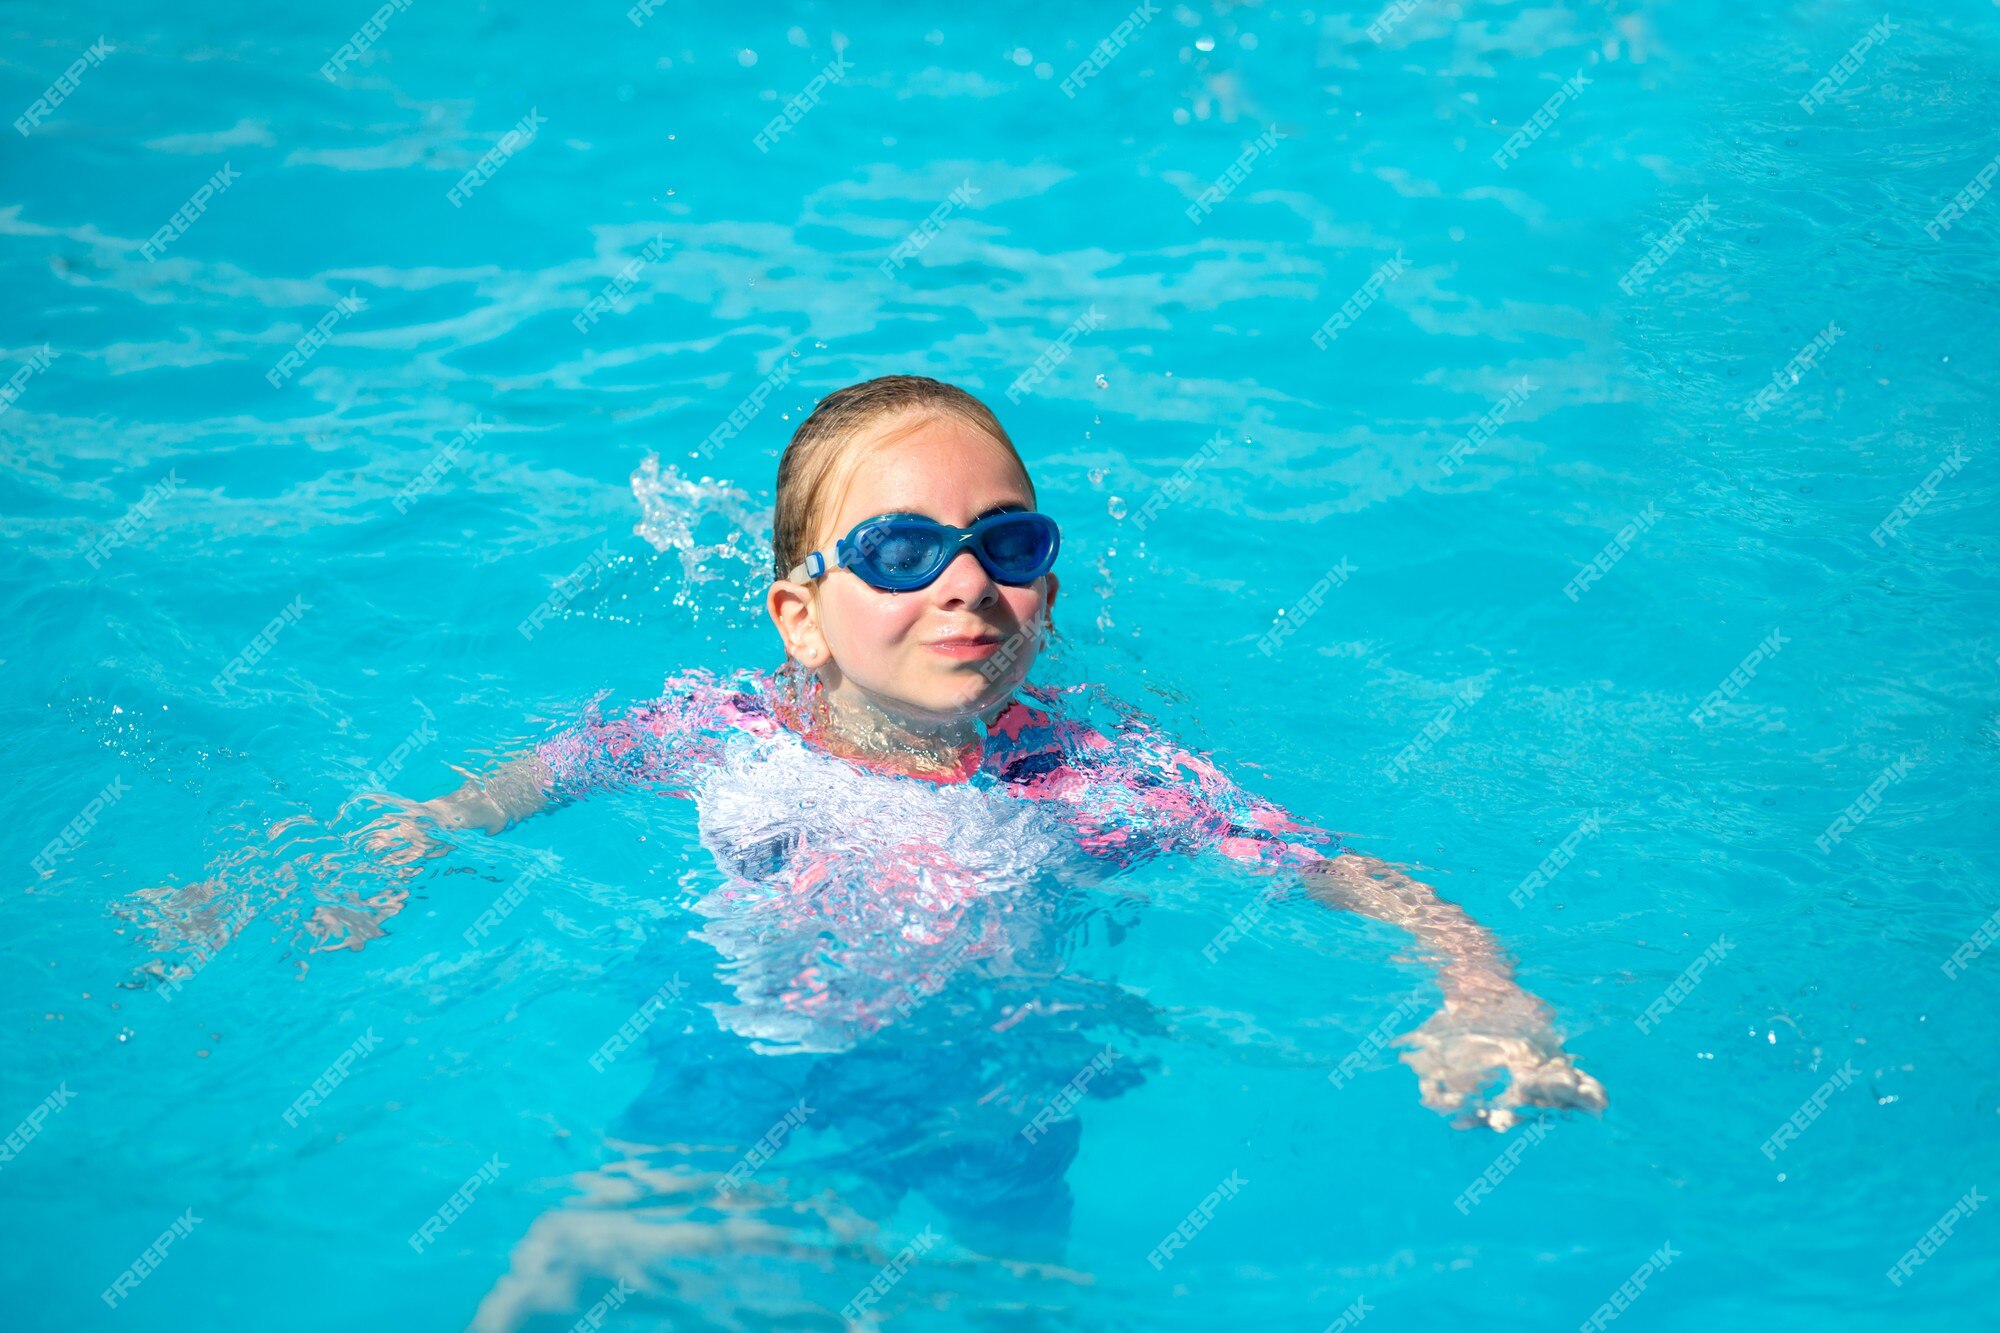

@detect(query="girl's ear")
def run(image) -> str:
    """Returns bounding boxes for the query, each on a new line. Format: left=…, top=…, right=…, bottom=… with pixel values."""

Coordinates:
left=767, top=578, right=831, bottom=669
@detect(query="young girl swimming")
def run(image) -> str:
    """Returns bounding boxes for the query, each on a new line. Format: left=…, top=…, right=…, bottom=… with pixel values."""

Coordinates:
left=376, top=374, right=1605, bottom=1137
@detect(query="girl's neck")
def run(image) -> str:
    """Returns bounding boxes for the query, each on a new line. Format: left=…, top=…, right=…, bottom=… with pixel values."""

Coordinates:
left=790, top=677, right=993, bottom=779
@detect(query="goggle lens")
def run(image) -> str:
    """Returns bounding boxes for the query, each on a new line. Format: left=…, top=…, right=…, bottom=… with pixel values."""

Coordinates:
left=979, top=513, right=1054, bottom=577
left=841, top=512, right=1059, bottom=590
left=858, top=524, right=942, bottom=578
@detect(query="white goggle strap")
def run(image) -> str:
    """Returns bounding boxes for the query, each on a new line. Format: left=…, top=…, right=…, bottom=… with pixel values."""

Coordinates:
left=786, top=549, right=830, bottom=583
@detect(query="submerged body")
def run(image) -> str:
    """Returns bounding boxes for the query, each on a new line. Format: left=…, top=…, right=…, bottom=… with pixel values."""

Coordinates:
left=415, top=666, right=1340, bottom=1290
left=534, top=668, right=1335, bottom=1053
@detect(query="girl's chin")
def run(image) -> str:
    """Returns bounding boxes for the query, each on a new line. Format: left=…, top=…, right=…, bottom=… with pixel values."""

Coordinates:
left=888, top=675, right=1016, bottom=723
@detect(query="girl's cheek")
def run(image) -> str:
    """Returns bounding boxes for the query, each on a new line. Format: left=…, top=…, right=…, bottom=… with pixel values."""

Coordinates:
left=1003, top=586, right=1047, bottom=626
left=830, top=585, right=924, bottom=659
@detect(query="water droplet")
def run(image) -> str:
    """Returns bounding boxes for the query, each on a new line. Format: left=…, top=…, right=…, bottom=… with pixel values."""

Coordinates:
left=1094, top=373, right=1108, bottom=389
left=1107, top=496, right=1127, bottom=519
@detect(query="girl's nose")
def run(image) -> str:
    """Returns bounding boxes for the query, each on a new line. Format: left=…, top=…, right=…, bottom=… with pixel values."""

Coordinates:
left=930, top=549, right=998, bottom=607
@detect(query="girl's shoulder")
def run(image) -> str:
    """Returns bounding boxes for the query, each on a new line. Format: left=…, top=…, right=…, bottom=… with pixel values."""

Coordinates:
left=980, top=684, right=1122, bottom=792
left=536, top=668, right=788, bottom=797
left=986, top=682, right=1338, bottom=861
left=986, top=682, right=1184, bottom=768
left=620, top=666, right=787, bottom=738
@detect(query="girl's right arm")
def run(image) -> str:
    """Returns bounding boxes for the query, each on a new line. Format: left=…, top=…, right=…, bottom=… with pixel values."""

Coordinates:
left=409, top=752, right=554, bottom=835
left=357, top=752, right=556, bottom=863
left=136, top=677, right=753, bottom=981
left=359, top=672, right=761, bottom=859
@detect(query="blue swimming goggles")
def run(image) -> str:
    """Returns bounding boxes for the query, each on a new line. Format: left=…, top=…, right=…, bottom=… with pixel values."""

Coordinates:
left=787, top=510, right=1061, bottom=592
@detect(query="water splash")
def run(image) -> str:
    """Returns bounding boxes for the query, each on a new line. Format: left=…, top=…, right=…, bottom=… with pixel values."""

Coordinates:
left=628, top=453, right=773, bottom=617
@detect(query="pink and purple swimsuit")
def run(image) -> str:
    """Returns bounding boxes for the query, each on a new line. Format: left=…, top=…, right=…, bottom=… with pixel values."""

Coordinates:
left=534, top=669, right=1339, bottom=1052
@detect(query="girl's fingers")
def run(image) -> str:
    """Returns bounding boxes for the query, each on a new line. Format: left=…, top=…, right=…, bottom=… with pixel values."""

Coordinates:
left=1496, top=1054, right=1608, bottom=1119
left=1568, top=1066, right=1609, bottom=1112
left=351, top=806, right=454, bottom=866
left=1401, top=1013, right=1607, bottom=1129
left=1400, top=1036, right=1509, bottom=1118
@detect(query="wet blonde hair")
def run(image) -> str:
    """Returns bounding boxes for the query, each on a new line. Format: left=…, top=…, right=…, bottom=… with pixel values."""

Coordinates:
left=772, top=375, right=1034, bottom=579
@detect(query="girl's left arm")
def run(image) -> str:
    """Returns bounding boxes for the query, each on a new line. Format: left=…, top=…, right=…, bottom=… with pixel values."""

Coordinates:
left=1298, top=850, right=1605, bottom=1130
left=1123, top=734, right=1606, bottom=1130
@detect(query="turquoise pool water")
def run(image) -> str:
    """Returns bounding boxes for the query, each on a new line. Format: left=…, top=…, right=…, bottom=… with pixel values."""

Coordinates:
left=5, top=1, right=1999, bottom=1328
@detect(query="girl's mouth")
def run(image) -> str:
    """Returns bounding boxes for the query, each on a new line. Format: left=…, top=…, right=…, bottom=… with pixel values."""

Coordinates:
left=924, top=635, right=1002, bottom=660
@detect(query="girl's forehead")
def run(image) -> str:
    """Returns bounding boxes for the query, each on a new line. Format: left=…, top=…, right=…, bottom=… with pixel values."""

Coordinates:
left=825, top=419, right=1033, bottom=528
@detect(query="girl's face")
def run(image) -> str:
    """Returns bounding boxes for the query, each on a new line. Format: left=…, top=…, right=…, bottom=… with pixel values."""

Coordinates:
left=767, top=415, right=1059, bottom=733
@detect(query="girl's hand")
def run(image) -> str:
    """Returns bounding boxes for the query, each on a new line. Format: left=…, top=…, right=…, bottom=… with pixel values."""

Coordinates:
left=346, top=793, right=459, bottom=865
left=1300, top=852, right=1605, bottom=1130
left=1397, top=989, right=1607, bottom=1131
